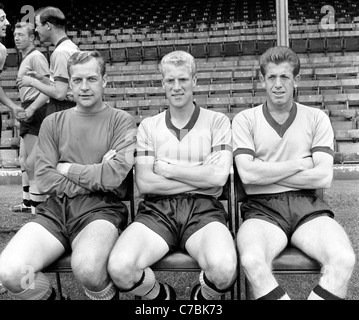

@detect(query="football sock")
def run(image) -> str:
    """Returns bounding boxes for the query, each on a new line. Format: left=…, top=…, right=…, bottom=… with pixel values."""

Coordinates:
left=198, top=270, right=228, bottom=300
left=121, top=267, right=160, bottom=299
left=257, top=286, right=287, bottom=300
left=10, top=272, right=54, bottom=300
left=84, top=281, right=117, bottom=300
left=29, top=181, right=47, bottom=214
left=21, top=170, right=30, bottom=207
left=310, top=284, right=344, bottom=300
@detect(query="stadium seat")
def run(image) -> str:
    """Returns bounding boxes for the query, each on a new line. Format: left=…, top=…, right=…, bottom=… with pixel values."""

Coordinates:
left=232, top=163, right=322, bottom=300
left=174, top=42, right=190, bottom=52
left=230, top=83, right=254, bottom=97
left=296, top=94, right=323, bottom=108
left=256, top=39, right=275, bottom=55
left=343, top=36, right=359, bottom=52
left=290, top=39, right=308, bottom=55
left=95, top=44, right=111, bottom=63
left=43, top=169, right=135, bottom=300
left=211, top=71, right=233, bottom=84
left=232, top=70, right=256, bottom=83
left=241, top=41, right=257, bottom=55
left=308, top=38, right=326, bottom=54
left=190, top=43, right=208, bottom=59
left=110, top=45, right=127, bottom=64
left=127, top=45, right=143, bottom=62
left=138, top=98, right=168, bottom=113
left=125, top=87, right=146, bottom=100
left=142, top=45, right=159, bottom=62
left=326, top=37, right=344, bottom=54
left=196, top=71, right=212, bottom=85
left=222, top=41, right=241, bottom=57
left=207, top=42, right=224, bottom=59
left=314, top=67, right=337, bottom=81
left=194, top=84, right=210, bottom=99
left=158, top=44, right=175, bottom=59
left=103, top=87, right=126, bottom=101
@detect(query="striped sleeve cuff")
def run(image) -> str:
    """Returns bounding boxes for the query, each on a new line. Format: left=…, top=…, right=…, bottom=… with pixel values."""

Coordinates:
left=211, top=144, right=232, bottom=152
left=233, top=148, right=255, bottom=157
left=311, top=146, right=334, bottom=157
left=135, top=150, right=155, bottom=157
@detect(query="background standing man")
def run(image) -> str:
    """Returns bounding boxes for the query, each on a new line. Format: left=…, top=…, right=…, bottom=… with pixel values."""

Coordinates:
left=16, top=6, right=80, bottom=213
left=11, top=22, right=50, bottom=214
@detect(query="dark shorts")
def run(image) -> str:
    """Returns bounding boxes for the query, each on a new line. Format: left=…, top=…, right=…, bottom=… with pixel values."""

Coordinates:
left=45, top=98, right=75, bottom=117
left=33, top=192, right=128, bottom=251
left=240, top=190, right=335, bottom=239
left=19, top=101, right=48, bottom=138
left=134, top=193, right=228, bottom=252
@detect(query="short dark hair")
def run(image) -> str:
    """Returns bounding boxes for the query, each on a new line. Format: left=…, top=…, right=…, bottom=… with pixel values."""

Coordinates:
left=259, top=46, right=301, bottom=77
left=36, top=6, right=66, bottom=29
left=67, top=51, right=106, bottom=77
left=14, top=22, right=36, bottom=38
left=0, top=3, right=4, bottom=10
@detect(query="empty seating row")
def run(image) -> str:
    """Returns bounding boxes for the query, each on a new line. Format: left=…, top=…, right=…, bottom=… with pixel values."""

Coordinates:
left=290, top=36, right=359, bottom=55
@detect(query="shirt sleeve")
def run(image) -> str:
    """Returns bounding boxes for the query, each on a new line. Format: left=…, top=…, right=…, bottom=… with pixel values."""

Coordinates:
left=67, top=112, right=137, bottom=194
left=211, top=112, right=232, bottom=152
left=135, top=118, right=155, bottom=163
left=311, top=109, right=334, bottom=156
left=35, top=115, right=90, bottom=198
left=51, top=50, right=70, bottom=83
left=232, top=111, right=256, bottom=158
left=31, top=52, right=50, bottom=77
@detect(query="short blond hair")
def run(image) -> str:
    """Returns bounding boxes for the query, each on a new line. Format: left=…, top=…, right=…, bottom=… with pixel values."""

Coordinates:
left=159, top=50, right=196, bottom=77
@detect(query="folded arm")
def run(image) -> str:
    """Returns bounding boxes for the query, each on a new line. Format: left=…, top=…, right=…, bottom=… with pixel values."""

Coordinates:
left=58, top=117, right=137, bottom=194
left=35, top=118, right=90, bottom=197
left=154, top=150, right=232, bottom=188
left=275, top=151, right=333, bottom=189
left=135, top=156, right=198, bottom=195
left=234, top=153, right=314, bottom=186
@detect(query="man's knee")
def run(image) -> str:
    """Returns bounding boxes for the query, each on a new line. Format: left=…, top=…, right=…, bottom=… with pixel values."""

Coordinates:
left=0, top=257, right=32, bottom=292
left=108, top=252, right=138, bottom=288
left=239, top=251, right=270, bottom=279
left=72, top=258, right=107, bottom=290
left=205, top=252, right=237, bottom=288
left=326, top=246, right=356, bottom=278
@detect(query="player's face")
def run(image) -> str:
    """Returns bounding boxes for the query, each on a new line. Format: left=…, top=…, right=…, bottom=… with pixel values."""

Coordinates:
left=0, top=10, right=10, bottom=38
left=14, top=27, right=32, bottom=51
left=70, top=58, right=107, bottom=111
left=162, top=63, right=196, bottom=110
left=260, top=62, right=300, bottom=109
left=35, top=15, right=49, bottom=43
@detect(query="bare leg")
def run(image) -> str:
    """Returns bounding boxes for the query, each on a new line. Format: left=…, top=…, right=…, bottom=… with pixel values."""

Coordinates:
left=291, top=216, right=356, bottom=299
left=0, top=222, right=65, bottom=294
left=237, top=219, right=289, bottom=299
left=71, top=219, right=119, bottom=293
left=186, top=221, right=237, bottom=293
left=108, top=222, right=169, bottom=291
